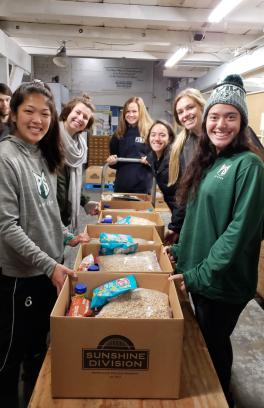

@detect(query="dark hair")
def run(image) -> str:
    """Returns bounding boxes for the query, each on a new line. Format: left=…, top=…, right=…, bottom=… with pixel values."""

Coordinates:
left=146, top=119, right=176, bottom=146
left=10, top=80, right=64, bottom=173
left=0, top=83, right=12, bottom=97
left=59, top=94, right=95, bottom=130
left=176, top=116, right=264, bottom=206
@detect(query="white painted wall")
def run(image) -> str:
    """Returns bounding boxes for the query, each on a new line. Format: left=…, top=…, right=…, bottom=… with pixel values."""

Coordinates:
left=33, top=56, right=173, bottom=120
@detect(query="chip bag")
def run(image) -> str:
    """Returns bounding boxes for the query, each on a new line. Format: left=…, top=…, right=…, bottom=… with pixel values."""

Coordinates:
left=90, top=275, right=137, bottom=309
left=99, top=232, right=138, bottom=255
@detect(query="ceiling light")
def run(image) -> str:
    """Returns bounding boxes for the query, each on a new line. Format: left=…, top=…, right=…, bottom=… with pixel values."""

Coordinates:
left=208, top=0, right=244, bottom=23
left=53, top=41, right=69, bottom=68
left=165, top=47, right=188, bottom=68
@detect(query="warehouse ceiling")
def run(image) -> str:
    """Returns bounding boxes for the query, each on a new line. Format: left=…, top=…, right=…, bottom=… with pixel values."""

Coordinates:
left=1, top=0, right=264, bottom=82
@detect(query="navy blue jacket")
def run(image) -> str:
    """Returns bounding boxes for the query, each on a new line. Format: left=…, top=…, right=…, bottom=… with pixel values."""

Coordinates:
left=109, top=126, right=153, bottom=193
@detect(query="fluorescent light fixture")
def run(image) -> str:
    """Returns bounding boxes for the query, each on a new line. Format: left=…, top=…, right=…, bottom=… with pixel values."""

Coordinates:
left=208, top=0, right=243, bottom=23
left=165, top=47, right=188, bottom=68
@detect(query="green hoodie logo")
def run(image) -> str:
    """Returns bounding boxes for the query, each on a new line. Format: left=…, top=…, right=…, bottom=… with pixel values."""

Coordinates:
left=216, top=164, right=231, bottom=179
left=32, top=170, right=50, bottom=199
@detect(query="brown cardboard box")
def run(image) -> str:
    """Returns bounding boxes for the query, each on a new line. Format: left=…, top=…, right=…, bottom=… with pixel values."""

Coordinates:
left=84, top=224, right=162, bottom=246
left=101, top=199, right=154, bottom=211
left=86, top=166, right=116, bottom=184
left=50, top=272, right=184, bottom=398
left=73, top=243, right=173, bottom=274
left=101, top=192, right=151, bottom=202
left=98, top=210, right=165, bottom=240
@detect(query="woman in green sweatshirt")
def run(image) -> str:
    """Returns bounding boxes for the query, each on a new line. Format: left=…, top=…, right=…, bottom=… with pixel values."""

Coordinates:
left=169, top=75, right=264, bottom=407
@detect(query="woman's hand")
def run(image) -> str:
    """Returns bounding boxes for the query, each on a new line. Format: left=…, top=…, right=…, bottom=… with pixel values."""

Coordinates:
left=68, top=232, right=90, bottom=247
left=106, top=155, right=118, bottom=165
left=163, top=245, right=175, bottom=264
left=140, top=156, right=149, bottom=166
left=164, top=230, right=179, bottom=245
left=169, top=274, right=186, bottom=293
left=84, top=201, right=100, bottom=216
left=51, top=264, right=77, bottom=295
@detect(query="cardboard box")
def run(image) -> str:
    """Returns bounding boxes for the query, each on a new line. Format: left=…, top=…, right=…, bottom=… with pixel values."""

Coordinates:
left=101, top=192, right=151, bottom=202
left=98, top=210, right=165, bottom=240
left=74, top=243, right=173, bottom=274
left=84, top=224, right=162, bottom=247
left=51, top=272, right=184, bottom=398
left=101, top=199, right=154, bottom=211
left=86, top=166, right=116, bottom=184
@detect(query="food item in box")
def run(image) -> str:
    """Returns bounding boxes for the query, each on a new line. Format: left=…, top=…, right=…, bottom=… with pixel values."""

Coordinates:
left=99, top=232, right=138, bottom=255
left=77, top=254, right=99, bottom=272
left=116, top=215, right=155, bottom=225
left=88, top=237, right=154, bottom=245
left=100, top=232, right=133, bottom=243
left=67, top=297, right=93, bottom=317
left=101, top=215, right=113, bottom=223
left=98, top=251, right=162, bottom=272
left=134, top=238, right=154, bottom=245
left=91, top=275, right=137, bottom=309
left=96, top=288, right=171, bottom=319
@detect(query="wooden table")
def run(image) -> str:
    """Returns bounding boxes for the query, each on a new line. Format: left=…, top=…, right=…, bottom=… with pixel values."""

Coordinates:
left=29, top=297, right=228, bottom=408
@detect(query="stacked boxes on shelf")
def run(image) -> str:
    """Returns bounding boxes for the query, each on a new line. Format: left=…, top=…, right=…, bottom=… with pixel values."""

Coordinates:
left=88, top=135, right=111, bottom=166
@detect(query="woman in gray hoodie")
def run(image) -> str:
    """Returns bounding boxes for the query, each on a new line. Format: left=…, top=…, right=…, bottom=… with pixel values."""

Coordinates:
left=0, top=81, right=89, bottom=407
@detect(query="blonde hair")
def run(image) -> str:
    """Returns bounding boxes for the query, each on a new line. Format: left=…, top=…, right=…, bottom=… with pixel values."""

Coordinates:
left=168, top=88, right=205, bottom=186
left=115, top=96, right=153, bottom=140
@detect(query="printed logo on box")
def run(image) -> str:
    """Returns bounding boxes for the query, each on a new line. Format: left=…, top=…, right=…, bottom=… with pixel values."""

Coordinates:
left=82, top=335, right=149, bottom=370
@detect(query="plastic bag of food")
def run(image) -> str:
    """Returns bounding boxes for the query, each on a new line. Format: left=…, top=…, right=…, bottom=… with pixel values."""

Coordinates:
left=90, top=275, right=137, bottom=309
left=116, top=215, right=155, bottom=226
left=67, top=297, right=93, bottom=317
left=96, top=288, right=171, bottom=319
left=77, top=254, right=95, bottom=272
left=99, top=232, right=134, bottom=243
left=98, top=251, right=162, bottom=272
left=99, top=232, right=138, bottom=255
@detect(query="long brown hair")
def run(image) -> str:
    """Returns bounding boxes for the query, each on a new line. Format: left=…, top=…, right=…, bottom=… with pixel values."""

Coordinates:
left=176, top=117, right=264, bottom=207
left=59, top=94, right=95, bottom=130
left=115, top=96, right=153, bottom=141
left=10, top=81, right=64, bottom=173
left=168, top=88, right=205, bottom=186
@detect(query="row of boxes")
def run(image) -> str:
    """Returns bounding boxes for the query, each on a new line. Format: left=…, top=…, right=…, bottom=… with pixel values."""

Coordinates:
left=50, top=199, right=183, bottom=400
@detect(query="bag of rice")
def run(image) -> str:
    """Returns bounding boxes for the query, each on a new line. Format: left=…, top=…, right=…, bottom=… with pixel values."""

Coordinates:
left=96, top=288, right=171, bottom=319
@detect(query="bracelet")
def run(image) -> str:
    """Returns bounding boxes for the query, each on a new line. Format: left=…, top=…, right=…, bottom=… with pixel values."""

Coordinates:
left=64, top=234, right=75, bottom=245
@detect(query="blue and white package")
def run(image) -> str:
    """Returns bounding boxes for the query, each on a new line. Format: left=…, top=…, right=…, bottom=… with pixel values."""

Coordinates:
left=99, top=232, right=138, bottom=255
left=91, top=275, right=137, bottom=309
left=115, top=215, right=132, bottom=225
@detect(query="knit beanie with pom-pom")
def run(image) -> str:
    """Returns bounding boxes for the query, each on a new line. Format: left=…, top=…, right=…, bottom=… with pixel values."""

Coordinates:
left=203, top=74, right=248, bottom=126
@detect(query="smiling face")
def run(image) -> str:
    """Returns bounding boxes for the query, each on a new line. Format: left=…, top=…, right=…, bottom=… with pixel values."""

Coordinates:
left=125, top=102, right=139, bottom=126
left=0, top=92, right=11, bottom=122
left=149, top=123, right=170, bottom=158
left=64, top=102, right=92, bottom=136
left=11, top=93, right=51, bottom=144
left=206, top=104, right=241, bottom=154
left=175, top=96, right=203, bottom=135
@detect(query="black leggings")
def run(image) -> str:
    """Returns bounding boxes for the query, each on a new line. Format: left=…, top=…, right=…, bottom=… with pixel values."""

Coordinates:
left=0, top=274, right=57, bottom=403
left=191, top=293, right=246, bottom=402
